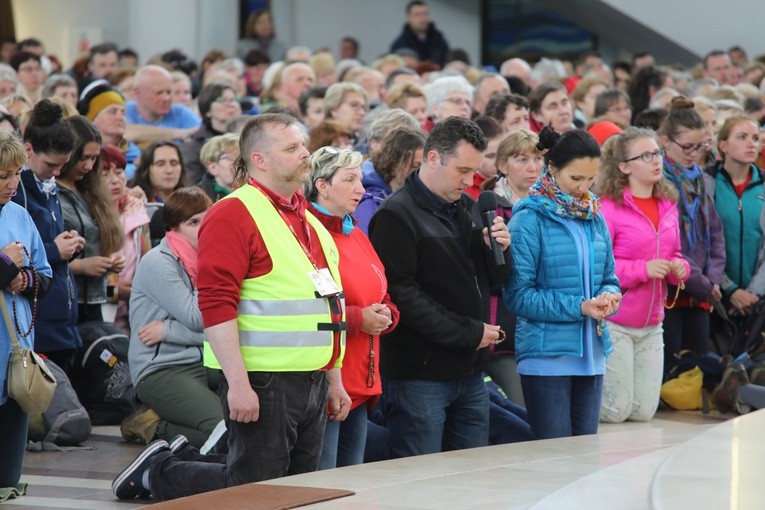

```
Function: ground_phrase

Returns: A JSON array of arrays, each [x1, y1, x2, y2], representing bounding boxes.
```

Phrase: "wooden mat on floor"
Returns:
[[144, 483, 354, 510]]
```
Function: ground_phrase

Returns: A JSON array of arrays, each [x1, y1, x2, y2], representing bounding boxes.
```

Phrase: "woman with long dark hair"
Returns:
[[355, 128, 425, 234], [12, 99, 83, 371], [100, 145, 151, 331], [58, 116, 124, 323], [132, 141, 187, 205], [658, 97, 725, 370], [504, 127, 621, 439]]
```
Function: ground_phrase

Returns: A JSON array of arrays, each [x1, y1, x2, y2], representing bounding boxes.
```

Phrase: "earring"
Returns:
[[11, 189, 16, 197], [322, 194, 328, 199]]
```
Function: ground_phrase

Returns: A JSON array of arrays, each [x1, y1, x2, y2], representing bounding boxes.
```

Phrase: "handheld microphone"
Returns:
[[478, 190, 505, 266]]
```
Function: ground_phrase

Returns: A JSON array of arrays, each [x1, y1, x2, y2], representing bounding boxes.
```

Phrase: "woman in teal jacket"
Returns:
[[504, 127, 621, 439], [707, 114, 765, 316]]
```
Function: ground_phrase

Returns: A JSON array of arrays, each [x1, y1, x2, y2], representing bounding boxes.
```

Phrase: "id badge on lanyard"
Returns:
[[309, 268, 341, 297]]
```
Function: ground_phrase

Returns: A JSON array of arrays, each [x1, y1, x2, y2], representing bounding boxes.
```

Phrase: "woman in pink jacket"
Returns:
[[596, 127, 690, 422]]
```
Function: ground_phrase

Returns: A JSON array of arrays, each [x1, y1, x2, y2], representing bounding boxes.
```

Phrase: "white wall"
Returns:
[[12, 0, 129, 66], [12, 0, 480, 69], [11, 0, 239, 67], [12, 0, 765, 72], [602, 0, 765, 59], [272, 0, 481, 65]]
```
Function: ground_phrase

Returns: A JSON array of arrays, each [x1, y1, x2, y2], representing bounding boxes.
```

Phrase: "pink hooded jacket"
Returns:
[[600, 190, 691, 328]]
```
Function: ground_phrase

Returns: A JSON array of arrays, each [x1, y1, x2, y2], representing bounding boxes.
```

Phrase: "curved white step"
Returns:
[[649, 409, 765, 510]]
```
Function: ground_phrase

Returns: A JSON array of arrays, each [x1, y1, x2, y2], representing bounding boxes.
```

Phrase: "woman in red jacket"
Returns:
[[596, 127, 689, 423], [304, 146, 399, 469]]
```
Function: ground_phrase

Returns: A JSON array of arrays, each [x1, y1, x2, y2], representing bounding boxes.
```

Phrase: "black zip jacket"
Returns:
[[369, 171, 510, 380]]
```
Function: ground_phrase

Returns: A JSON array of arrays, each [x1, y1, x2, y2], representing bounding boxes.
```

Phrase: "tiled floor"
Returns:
[[3, 409, 732, 509]]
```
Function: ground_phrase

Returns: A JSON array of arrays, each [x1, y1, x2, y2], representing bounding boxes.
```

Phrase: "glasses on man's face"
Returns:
[[670, 138, 709, 154], [214, 96, 237, 104], [623, 149, 665, 164]]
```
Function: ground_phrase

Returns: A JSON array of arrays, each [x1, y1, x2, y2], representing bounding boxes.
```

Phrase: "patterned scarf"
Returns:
[[494, 176, 523, 207], [662, 157, 710, 257], [527, 167, 600, 220]]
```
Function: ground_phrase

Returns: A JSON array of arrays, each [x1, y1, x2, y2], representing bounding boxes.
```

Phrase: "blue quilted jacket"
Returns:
[[503, 195, 620, 362]]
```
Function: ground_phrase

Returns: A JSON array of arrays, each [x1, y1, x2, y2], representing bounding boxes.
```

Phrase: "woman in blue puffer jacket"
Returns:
[[504, 127, 621, 440]]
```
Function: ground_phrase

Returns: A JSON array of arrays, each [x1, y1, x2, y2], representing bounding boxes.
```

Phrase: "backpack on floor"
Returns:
[[71, 321, 138, 425], [709, 297, 765, 358], [28, 359, 92, 446]]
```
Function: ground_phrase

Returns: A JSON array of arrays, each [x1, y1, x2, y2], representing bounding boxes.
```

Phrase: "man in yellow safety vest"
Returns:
[[113, 113, 350, 501]]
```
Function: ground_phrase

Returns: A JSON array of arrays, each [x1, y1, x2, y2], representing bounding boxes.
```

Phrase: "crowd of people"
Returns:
[[2, 0, 765, 502]]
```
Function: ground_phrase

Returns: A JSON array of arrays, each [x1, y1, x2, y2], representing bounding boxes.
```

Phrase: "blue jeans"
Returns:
[[0, 398, 27, 487], [318, 403, 368, 469], [487, 383, 533, 444], [382, 373, 489, 458], [521, 375, 603, 439]]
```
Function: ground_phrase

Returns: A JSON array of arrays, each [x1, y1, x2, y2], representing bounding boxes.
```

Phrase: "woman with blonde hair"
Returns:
[[692, 97, 719, 167], [482, 128, 544, 405], [386, 82, 429, 130], [596, 127, 689, 423], [572, 74, 611, 126], [303, 147, 398, 469], [323, 82, 368, 138], [0, 129, 53, 491], [310, 52, 336, 87], [708, 114, 765, 318]]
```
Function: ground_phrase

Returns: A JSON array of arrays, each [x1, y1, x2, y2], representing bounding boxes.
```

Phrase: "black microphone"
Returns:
[[478, 191, 505, 266]]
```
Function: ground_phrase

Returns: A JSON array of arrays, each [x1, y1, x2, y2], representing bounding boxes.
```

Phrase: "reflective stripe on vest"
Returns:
[[203, 184, 344, 372]]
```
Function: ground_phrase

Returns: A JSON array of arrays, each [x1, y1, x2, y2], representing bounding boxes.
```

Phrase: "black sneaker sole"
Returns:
[[112, 440, 169, 499]]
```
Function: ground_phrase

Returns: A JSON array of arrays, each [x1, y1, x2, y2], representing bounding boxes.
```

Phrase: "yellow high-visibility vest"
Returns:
[[203, 185, 345, 372]]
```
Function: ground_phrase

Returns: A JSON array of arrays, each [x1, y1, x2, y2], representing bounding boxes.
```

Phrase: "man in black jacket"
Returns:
[[389, 1, 450, 68], [369, 116, 510, 458]]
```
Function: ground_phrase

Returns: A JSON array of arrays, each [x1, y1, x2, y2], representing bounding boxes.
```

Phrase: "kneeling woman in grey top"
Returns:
[[126, 187, 222, 448]]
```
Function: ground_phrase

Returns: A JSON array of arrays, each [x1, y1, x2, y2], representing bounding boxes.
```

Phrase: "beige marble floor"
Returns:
[[264, 410, 727, 510], [4, 409, 739, 510]]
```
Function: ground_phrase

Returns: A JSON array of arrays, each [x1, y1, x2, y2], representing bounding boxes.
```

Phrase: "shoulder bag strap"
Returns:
[[0, 294, 22, 357]]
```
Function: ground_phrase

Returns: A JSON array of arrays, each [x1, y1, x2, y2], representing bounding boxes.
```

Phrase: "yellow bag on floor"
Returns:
[[660, 366, 703, 410]]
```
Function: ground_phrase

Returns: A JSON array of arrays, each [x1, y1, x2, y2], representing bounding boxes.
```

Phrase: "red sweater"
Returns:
[[309, 204, 399, 410], [465, 172, 487, 200], [197, 180, 341, 370]]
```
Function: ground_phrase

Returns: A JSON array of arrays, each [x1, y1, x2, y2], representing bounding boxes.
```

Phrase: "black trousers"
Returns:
[[663, 306, 710, 373], [149, 370, 328, 501]]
